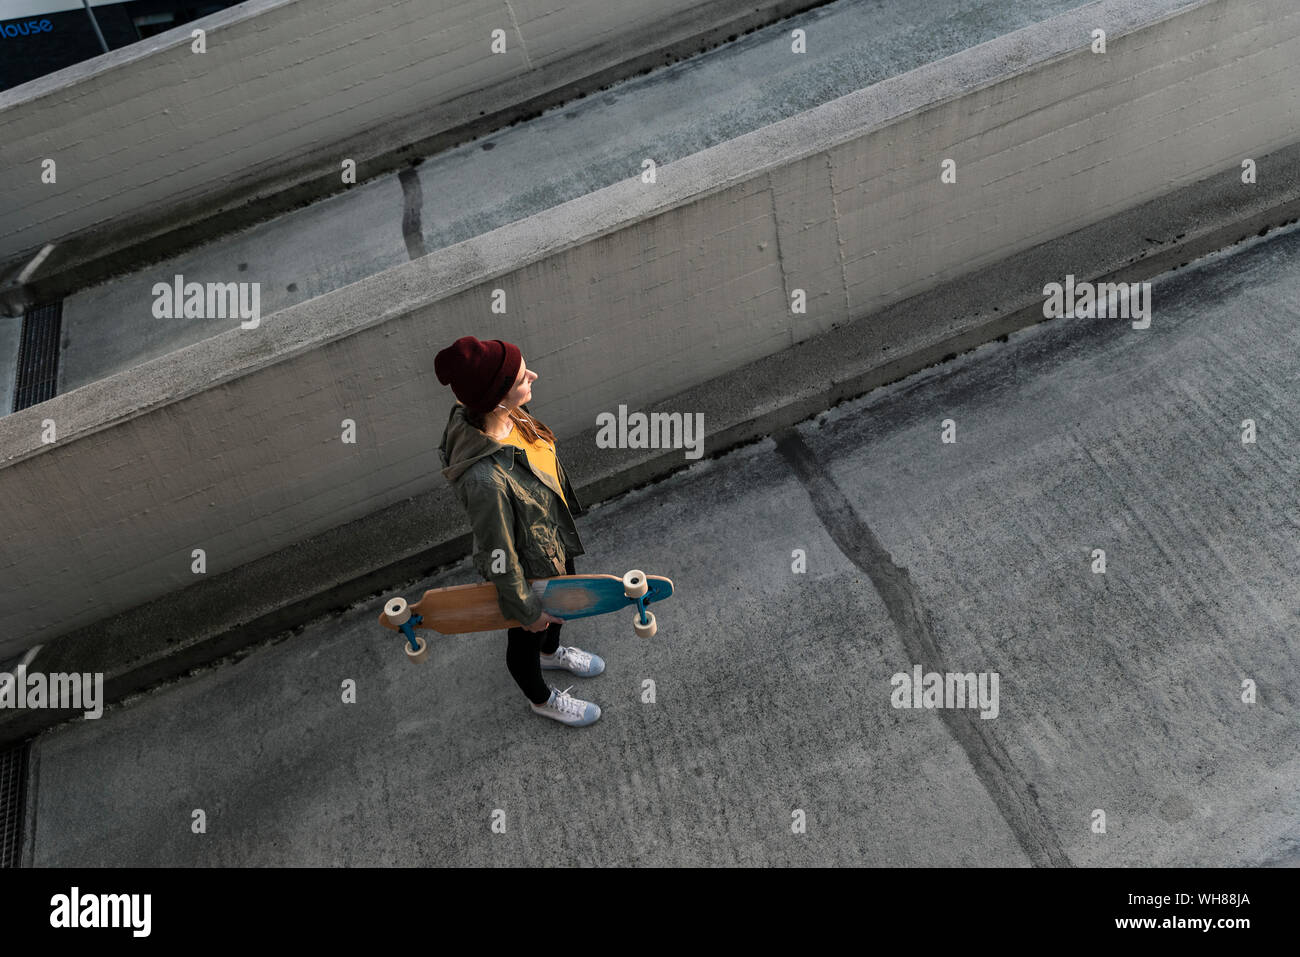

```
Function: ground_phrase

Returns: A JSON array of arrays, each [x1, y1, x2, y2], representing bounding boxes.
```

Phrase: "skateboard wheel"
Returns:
[[623, 570, 649, 599], [404, 635, 429, 663], [385, 597, 411, 626], [633, 610, 656, 639]]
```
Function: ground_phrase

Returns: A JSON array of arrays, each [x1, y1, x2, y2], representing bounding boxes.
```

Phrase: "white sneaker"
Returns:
[[539, 644, 605, 677], [530, 685, 601, 727]]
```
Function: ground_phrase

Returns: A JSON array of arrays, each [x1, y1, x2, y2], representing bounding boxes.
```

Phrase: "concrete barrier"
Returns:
[[0, 0, 830, 313], [2, 0, 1299, 663]]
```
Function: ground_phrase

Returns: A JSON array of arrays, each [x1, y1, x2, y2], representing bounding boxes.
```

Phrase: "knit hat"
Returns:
[[434, 336, 522, 414]]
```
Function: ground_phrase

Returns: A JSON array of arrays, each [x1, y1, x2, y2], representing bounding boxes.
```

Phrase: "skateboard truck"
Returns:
[[623, 569, 657, 638], [382, 597, 428, 663]]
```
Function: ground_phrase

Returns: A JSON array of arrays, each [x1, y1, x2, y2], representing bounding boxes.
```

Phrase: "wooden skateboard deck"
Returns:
[[380, 572, 673, 660]]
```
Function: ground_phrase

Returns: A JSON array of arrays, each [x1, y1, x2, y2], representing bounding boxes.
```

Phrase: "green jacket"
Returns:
[[438, 403, 585, 626]]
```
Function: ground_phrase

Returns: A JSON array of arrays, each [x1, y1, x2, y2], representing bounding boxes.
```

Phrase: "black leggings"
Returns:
[[506, 555, 575, 704]]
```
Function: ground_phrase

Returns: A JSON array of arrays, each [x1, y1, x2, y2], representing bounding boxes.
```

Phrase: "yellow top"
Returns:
[[497, 421, 567, 508]]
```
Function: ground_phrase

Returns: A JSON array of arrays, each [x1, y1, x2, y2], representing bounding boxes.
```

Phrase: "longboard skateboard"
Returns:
[[380, 570, 673, 663]]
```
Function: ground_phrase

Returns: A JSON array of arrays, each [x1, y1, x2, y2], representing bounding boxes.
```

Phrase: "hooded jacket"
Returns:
[[438, 402, 585, 626]]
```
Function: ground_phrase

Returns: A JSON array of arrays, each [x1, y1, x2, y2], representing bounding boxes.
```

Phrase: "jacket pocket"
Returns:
[[520, 524, 565, 577]]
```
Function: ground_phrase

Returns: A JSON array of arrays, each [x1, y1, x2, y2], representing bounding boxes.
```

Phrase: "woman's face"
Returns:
[[500, 358, 537, 409]]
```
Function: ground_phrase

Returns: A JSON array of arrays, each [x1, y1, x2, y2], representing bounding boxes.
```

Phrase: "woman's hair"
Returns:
[[462, 402, 557, 445]]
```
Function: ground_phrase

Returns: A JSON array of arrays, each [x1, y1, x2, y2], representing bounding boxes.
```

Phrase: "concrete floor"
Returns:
[[25, 221, 1300, 867]]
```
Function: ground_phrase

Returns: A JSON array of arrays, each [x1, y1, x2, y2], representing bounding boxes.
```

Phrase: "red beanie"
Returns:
[[434, 336, 522, 414]]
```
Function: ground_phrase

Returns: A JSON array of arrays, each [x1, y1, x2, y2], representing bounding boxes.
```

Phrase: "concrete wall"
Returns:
[[2, 0, 1298, 653], [0, 0, 825, 311]]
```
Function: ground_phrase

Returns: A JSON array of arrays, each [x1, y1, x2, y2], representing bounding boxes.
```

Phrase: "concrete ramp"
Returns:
[[1, 0, 1298, 717], [0, 0, 832, 312]]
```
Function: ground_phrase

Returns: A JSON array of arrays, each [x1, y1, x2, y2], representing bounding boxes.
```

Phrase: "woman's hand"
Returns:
[[522, 611, 563, 632]]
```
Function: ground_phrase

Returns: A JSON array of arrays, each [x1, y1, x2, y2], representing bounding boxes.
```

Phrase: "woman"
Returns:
[[434, 336, 604, 727]]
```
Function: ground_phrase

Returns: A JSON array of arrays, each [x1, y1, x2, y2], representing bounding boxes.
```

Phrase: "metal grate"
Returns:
[[0, 740, 28, 868], [13, 302, 62, 411]]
